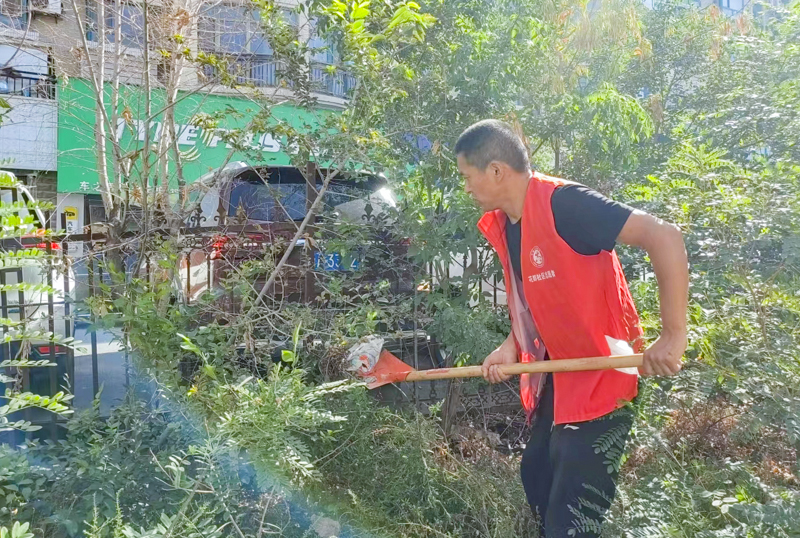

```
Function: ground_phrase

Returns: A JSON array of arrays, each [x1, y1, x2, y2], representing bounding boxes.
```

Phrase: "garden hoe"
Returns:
[[346, 336, 644, 389]]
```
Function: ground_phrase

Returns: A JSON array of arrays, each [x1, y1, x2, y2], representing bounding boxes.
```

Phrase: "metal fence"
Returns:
[[0, 220, 518, 444], [201, 55, 282, 88]]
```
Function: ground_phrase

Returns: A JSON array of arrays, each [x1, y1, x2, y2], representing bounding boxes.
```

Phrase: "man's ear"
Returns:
[[488, 161, 504, 182]]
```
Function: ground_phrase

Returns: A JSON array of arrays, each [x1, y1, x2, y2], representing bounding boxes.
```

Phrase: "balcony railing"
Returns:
[[311, 63, 356, 99], [200, 53, 355, 99], [0, 73, 56, 99], [201, 55, 281, 88]]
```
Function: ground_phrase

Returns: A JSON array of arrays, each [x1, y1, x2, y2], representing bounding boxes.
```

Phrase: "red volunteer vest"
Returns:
[[478, 172, 644, 424]]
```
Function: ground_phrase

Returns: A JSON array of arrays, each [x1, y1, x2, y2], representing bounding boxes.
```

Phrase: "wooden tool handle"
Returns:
[[403, 354, 644, 382]]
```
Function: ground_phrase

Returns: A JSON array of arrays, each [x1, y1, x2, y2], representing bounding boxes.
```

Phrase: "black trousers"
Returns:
[[520, 374, 633, 537]]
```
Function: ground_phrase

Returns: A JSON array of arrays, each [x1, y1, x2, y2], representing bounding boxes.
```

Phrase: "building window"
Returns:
[[198, 5, 316, 89], [198, 4, 284, 86], [717, 0, 744, 15], [0, 0, 28, 29], [309, 18, 335, 65], [308, 19, 356, 98], [199, 5, 249, 54], [197, 5, 355, 98], [86, 0, 145, 50]]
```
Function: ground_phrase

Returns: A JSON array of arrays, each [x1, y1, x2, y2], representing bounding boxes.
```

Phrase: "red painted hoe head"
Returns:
[[346, 337, 415, 389]]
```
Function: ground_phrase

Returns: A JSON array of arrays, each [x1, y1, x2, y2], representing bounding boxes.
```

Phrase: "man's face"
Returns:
[[457, 153, 499, 212]]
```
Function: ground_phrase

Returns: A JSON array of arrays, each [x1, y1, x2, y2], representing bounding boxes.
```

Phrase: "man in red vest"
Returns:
[[455, 120, 688, 537]]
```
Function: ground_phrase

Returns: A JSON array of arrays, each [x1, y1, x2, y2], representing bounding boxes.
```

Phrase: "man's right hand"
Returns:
[[481, 333, 519, 384]]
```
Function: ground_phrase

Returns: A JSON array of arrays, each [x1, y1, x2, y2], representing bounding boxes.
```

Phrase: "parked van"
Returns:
[[176, 162, 505, 307], [179, 162, 402, 303]]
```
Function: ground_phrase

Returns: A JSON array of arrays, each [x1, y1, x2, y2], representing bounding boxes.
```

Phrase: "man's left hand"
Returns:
[[640, 330, 686, 376]]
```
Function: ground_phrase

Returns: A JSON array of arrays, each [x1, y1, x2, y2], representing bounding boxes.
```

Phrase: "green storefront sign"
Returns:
[[57, 79, 325, 193]]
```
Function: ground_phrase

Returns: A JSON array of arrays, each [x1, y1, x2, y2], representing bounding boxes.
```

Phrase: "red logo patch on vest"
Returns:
[[530, 247, 545, 268]]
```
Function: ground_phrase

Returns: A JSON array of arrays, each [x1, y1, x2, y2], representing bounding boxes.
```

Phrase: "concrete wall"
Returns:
[[0, 96, 58, 170], [0, 43, 57, 170]]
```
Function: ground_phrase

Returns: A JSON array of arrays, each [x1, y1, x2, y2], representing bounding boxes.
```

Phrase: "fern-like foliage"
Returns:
[[0, 282, 60, 296], [0, 170, 74, 432], [196, 364, 362, 487], [0, 201, 55, 218], [593, 423, 629, 475], [568, 483, 617, 536]]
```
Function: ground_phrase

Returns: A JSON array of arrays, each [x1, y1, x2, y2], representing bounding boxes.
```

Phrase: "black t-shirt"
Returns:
[[505, 184, 634, 278]]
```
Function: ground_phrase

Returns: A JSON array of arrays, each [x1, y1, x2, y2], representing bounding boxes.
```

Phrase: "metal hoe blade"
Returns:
[[359, 349, 415, 389]]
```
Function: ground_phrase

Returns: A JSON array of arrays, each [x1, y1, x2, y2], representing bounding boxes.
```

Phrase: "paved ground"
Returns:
[[72, 323, 130, 416]]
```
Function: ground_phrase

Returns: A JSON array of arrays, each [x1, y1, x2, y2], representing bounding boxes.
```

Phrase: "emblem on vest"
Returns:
[[530, 247, 545, 268]]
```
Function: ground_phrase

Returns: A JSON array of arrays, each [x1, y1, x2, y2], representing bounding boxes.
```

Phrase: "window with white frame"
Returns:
[[308, 17, 335, 65], [0, 0, 27, 29], [86, 0, 145, 50]]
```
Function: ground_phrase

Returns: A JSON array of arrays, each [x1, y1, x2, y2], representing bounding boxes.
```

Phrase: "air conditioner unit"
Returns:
[[30, 0, 61, 15]]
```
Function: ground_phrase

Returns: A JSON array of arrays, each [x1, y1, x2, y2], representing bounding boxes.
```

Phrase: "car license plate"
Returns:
[[314, 252, 361, 272]]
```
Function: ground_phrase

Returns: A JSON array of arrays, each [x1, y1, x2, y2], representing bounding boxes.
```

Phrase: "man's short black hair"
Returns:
[[455, 119, 530, 173]]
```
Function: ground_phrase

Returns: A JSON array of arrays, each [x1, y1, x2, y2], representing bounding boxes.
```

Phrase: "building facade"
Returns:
[[0, 0, 61, 205], [1, 0, 350, 230]]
